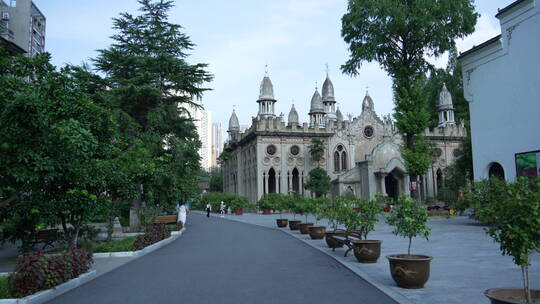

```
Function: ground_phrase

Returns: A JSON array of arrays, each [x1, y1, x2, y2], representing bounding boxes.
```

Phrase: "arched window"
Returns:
[[334, 151, 340, 172], [436, 169, 443, 190], [341, 151, 347, 171], [488, 162, 505, 180]]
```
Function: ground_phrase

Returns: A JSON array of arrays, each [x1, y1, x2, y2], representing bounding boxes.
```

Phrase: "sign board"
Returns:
[[515, 150, 540, 178]]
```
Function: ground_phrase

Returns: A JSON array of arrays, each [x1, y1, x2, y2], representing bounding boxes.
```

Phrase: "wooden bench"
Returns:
[[332, 231, 362, 257], [33, 229, 59, 249], [153, 215, 177, 224]]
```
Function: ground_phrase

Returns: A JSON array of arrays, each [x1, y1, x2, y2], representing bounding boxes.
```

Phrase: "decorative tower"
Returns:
[[321, 72, 337, 123], [438, 84, 455, 127], [257, 70, 276, 118], [288, 104, 299, 127], [309, 87, 325, 127], [362, 90, 374, 113], [228, 109, 240, 140]]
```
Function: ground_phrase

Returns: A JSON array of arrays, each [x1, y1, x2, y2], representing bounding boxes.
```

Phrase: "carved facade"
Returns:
[[222, 73, 466, 203]]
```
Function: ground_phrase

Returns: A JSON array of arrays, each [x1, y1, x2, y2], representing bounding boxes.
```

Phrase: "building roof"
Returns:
[[309, 88, 324, 113], [336, 107, 343, 121], [321, 75, 335, 102], [362, 91, 374, 113], [228, 110, 240, 132], [258, 74, 275, 100], [495, 0, 528, 18], [438, 83, 454, 110], [458, 35, 502, 60]]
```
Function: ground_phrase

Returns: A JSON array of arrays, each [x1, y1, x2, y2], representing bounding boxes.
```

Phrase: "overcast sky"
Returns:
[[35, 0, 510, 133]]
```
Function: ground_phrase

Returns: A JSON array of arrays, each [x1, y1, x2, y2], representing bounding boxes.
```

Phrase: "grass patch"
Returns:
[[0, 277, 12, 299], [89, 237, 136, 253]]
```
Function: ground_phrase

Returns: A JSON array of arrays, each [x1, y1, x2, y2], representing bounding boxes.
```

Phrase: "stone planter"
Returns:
[[324, 231, 346, 249], [262, 209, 272, 215], [351, 240, 382, 263], [234, 209, 243, 216], [387, 254, 433, 289], [289, 220, 301, 230], [308, 226, 326, 239], [484, 288, 540, 304], [276, 219, 288, 228], [298, 223, 314, 234]]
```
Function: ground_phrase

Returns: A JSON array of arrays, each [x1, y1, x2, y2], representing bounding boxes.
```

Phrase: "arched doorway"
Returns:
[[268, 168, 276, 193], [385, 174, 398, 199], [292, 168, 300, 194], [488, 162, 505, 180], [436, 169, 443, 190]]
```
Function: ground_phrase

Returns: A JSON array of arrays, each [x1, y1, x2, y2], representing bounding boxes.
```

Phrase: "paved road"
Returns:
[[48, 213, 397, 304]]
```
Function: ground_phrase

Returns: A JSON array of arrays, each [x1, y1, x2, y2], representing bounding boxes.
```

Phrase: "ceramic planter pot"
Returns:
[[276, 219, 288, 228], [308, 226, 326, 239], [298, 223, 314, 234], [325, 231, 347, 249], [351, 240, 382, 263], [234, 209, 243, 216], [387, 254, 433, 289], [262, 209, 271, 215], [484, 288, 540, 304], [289, 220, 301, 230]]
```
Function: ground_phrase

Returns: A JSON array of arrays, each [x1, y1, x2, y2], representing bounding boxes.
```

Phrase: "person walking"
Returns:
[[177, 202, 187, 228], [220, 201, 225, 218], [206, 203, 211, 218]]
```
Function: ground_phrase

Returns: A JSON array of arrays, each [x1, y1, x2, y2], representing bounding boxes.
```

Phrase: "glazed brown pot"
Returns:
[[351, 240, 382, 263], [289, 220, 301, 230], [298, 223, 314, 234], [484, 288, 540, 304], [276, 219, 288, 228], [234, 209, 243, 216], [262, 209, 272, 215], [387, 254, 433, 289], [325, 231, 347, 249], [308, 226, 326, 240]]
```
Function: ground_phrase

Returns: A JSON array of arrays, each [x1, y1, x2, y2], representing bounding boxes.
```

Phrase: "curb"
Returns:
[[0, 270, 97, 304], [93, 228, 185, 258], [202, 212, 413, 304]]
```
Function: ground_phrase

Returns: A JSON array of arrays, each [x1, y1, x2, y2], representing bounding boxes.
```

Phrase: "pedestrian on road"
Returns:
[[220, 201, 225, 217], [177, 202, 187, 228], [206, 203, 211, 217]]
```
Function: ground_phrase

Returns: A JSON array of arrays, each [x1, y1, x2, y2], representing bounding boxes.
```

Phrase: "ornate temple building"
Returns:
[[222, 72, 466, 203]]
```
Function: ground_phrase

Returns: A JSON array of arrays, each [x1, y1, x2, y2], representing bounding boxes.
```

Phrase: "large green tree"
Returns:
[[308, 138, 326, 168], [341, 0, 478, 199], [305, 168, 331, 198], [93, 0, 212, 230]]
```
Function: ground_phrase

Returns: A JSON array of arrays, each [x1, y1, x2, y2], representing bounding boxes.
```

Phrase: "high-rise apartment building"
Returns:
[[184, 100, 212, 171], [211, 123, 223, 167], [1, 0, 46, 57]]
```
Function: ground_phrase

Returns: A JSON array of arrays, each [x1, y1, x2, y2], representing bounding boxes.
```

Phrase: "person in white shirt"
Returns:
[[220, 201, 225, 217], [206, 203, 211, 217], [177, 202, 187, 227]]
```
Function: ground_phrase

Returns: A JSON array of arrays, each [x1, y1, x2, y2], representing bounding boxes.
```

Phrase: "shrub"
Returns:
[[133, 224, 170, 250], [356, 198, 383, 239], [8, 248, 93, 298]]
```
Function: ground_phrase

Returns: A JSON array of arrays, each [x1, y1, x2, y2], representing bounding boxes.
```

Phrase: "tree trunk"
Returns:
[[522, 263, 532, 304], [130, 185, 144, 232], [408, 236, 412, 255]]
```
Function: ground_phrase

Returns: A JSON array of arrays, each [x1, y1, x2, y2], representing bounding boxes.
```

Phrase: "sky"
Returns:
[[35, 0, 511, 134]]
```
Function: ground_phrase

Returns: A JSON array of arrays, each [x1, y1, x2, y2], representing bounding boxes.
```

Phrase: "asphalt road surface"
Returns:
[[47, 213, 397, 304]]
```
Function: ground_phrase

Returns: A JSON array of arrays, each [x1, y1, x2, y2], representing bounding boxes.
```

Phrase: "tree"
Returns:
[[93, 0, 212, 230], [308, 138, 325, 168], [209, 167, 223, 192], [305, 168, 331, 198], [342, 0, 478, 200]]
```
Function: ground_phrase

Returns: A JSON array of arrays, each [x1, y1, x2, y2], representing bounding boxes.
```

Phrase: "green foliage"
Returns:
[[436, 187, 456, 204], [308, 138, 325, 167], [194, 193, 249, 212], [386, 195, 430, 255], [356, 198, 383, 239], [0, 277, 10, 299], [209, 167, 223, 192], [342, 0, 478, 190], [305, 168, 331, 197], [88, 237, 136, 253]]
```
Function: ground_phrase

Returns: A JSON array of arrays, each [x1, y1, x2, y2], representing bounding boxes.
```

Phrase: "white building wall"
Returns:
[[461, 0, 540, 181]]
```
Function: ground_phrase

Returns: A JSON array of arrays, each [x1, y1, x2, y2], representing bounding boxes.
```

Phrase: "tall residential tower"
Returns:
[[1, 0, 46, 56]]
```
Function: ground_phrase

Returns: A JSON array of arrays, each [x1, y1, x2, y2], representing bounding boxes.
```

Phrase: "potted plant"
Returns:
[[257, 194, 273, 215], [229, 195, 249, 216], [386, 195, 432, 289], [288, 196, 302, 231], [324, 197, 347, 249], [308, 198, 328, 240], [351, 197, 383, 263], [476, 177, 540, 304], [272, 194, 289, 228], [297, 198, 314, 234]]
